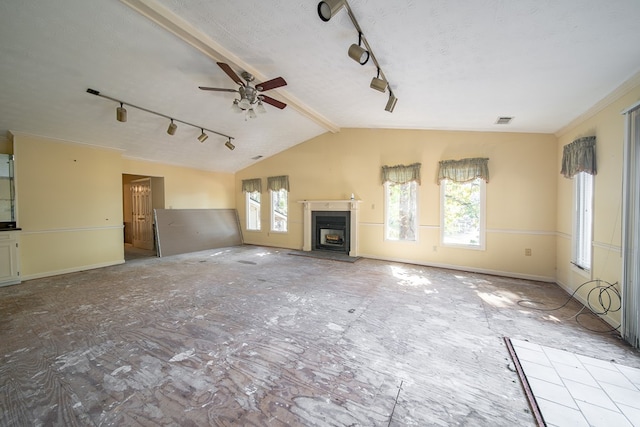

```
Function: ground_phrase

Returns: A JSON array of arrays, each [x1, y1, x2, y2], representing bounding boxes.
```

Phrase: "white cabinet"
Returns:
[[0, 230, 20, 287]]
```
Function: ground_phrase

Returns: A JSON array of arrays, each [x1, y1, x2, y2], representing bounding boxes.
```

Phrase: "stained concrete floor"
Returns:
[[1, 245, 639, 426]]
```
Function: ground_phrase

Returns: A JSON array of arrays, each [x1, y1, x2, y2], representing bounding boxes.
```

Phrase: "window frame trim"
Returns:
[[270, 188, 288, 233], [383, 180, 419, 242], [571, 171, 594, 272], [245, 191, 261, 232], [439, 177, 487, 251]]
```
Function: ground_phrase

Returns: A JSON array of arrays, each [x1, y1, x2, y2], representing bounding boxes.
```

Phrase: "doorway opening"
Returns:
[[122, 174, 165, 261]]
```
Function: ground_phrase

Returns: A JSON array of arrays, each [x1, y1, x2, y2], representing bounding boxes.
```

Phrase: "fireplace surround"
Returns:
[[299, 200, 360, 257]]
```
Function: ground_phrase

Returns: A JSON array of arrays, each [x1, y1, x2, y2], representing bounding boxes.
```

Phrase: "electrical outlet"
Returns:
[[525, 248, 532, 256]]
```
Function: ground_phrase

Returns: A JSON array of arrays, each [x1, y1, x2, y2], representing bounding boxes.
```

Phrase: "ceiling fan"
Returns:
[[199, 62, 287, 119]]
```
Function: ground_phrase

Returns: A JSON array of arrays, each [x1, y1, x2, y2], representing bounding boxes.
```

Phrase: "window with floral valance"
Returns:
[[267, 175, 290, 192], [437, 157, 489, 183], [241, 178, 262, 193], [381, 163, 421, 185], [560, 136, 596, 178]]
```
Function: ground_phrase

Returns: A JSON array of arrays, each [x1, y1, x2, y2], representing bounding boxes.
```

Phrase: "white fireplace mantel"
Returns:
[[298, 200, 361, 256]]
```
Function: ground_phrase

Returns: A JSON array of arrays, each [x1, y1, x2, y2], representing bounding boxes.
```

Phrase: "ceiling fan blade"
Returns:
[[199, 86, 238, 93], [261, 95, 287, 110], [217, 62, 243, 85], [256, 77, 287, 92]]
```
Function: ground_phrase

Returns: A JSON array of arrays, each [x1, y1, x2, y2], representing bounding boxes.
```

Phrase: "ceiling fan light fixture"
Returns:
[[198, 129, 208, 142], [317, 0, 346, 22], [225, 139, 235, 150], [248, 108, 257, 119], [255, 100, 267, 114], [238, 98, 251, 110], [167, 119, 177, 135], [231, 99, 243, 113], [385, 92, 398, 113], [116, 102, 127, 122]]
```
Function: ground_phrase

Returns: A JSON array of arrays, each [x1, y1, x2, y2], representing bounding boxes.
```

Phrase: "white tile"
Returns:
[[576, 400, 634, 427], [576, 353, 619, 371], [616, 364, 640, 389], [562, 379, 618, 411], [618, 403, 640, 427], [553, 362, 600, 388], [586, 364, 637, 390], [511, 338, 544, 352], [520, 359, 563, 385], [536, 398, 590, 427], [544, 347, 583, 368], [528, 377, 579, 410], [515, 347, 553, 367], [600, 381, 640, 410]]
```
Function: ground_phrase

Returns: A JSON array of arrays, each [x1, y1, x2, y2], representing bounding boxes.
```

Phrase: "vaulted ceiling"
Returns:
[[1, 0, 640, 173]]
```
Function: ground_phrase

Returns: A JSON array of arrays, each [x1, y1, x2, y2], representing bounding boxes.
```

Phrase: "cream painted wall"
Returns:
[[236, 128, 558, 280], [555, 80, 640, 327], [14, 133, 124, 279], [122, 158, 235, 209]]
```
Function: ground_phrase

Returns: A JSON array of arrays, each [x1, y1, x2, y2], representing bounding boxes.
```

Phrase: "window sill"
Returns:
[[571, 262, 591, 278]]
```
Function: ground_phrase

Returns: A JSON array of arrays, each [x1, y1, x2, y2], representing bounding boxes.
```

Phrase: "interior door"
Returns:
[[131, 178, 154, 250]]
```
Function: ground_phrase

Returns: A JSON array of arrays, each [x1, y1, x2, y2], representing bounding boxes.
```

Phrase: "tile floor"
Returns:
[[511, 338, 640, 427]]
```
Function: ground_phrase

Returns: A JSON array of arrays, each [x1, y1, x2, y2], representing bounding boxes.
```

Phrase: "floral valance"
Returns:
[[241, 178, 262, 193], [381, 163, 421, 184], [267, 175, 289, 192], [438, 157, 489, 183], [560, 136, 596, 178]]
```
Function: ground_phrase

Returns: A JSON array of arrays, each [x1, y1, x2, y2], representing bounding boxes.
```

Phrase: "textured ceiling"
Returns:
[[1, 0, 640, 173]]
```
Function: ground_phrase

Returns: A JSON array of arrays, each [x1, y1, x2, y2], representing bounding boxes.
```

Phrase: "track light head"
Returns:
[[167, 119, 177, 135], [348, 44, 369, 65], [370, 77, 388, 93], [116, 103, 127, 122], [385, 92, 398, 113], [225, 139, 235, 150], [317, 0, 346, 22], [198, 129, 208, 142], [348, 33, 369, 65]]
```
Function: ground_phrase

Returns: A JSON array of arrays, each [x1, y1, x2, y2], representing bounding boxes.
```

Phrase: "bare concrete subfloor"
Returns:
[[1, 245, 639, 426]]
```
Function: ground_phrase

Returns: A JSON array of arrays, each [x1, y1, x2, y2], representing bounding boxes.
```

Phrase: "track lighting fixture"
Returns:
[[86, 88, 236, 148], [116, 103, 127, 122], [197, 129, 208, 142], [370, 68, 387, 93], [385, 91, 398, 113], [167, 119, 177, 135], [317, 0, 346, 21], [316, 0, 397, 112], [348, 32, 369, 65], [225, 139, 235, 150]]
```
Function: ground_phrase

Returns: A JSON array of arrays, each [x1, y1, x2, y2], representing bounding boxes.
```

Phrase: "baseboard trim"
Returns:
[[21, 260, 125, 282], [555, 279, 621, 329], [357, 253, 556, 282]]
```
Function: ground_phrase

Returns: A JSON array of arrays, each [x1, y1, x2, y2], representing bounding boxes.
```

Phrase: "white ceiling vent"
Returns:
[[495, 116, 514, 125]]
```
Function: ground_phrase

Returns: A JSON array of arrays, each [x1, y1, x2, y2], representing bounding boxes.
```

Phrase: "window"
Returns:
[[271, 188, 288, 232], [441, 177, 485, 248], [385, 181, 418, 241], [246, 191, 261, 231], [573, 171, 593, 270]]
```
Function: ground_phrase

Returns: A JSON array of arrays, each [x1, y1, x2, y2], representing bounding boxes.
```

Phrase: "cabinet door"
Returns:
[[0, 239, 17, 283]]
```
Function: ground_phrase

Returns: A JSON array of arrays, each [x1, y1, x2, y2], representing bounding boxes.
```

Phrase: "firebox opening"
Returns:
[[312, 211, 350, 253]]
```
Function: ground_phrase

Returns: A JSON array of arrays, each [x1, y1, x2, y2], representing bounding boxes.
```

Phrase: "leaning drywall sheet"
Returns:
[[154, 209, 242, 257]]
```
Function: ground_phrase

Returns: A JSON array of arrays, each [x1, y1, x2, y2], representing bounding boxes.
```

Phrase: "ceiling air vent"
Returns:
[[495, 116, 514, 125]]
